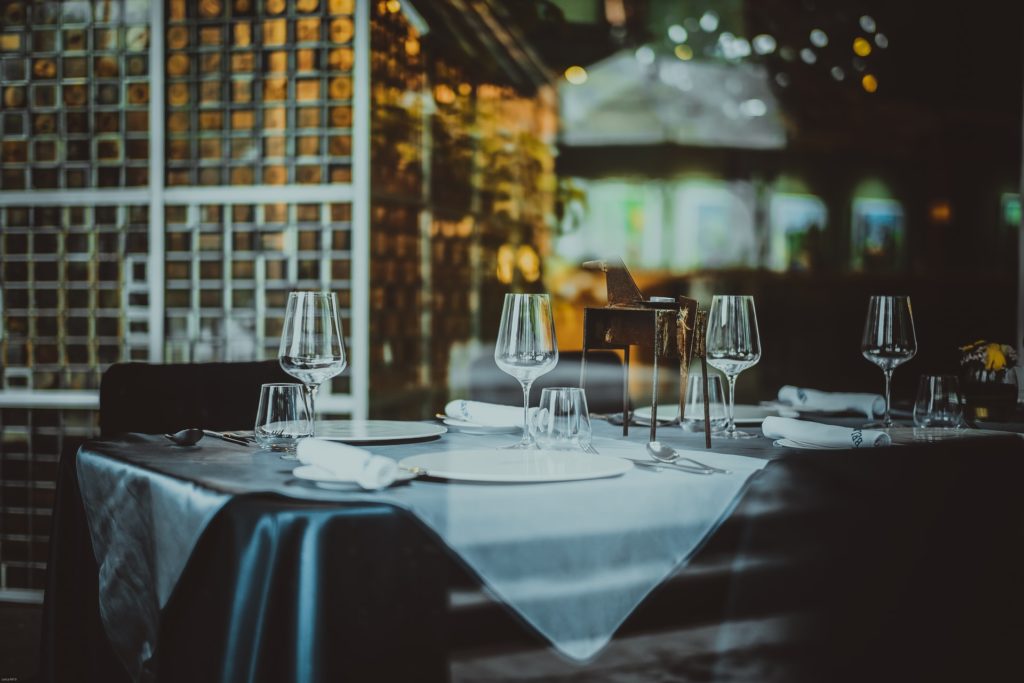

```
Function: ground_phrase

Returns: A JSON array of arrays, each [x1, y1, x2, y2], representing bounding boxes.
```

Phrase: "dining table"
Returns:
[[40, 413, 1024, 683]]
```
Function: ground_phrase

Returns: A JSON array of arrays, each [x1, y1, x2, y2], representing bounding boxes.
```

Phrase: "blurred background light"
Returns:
[[635, 46, 655, 65], [853, 37, 872, 57], [831, 66, 845, 81], [810, 29, 829, 48], [564, 65, 588, 84], [875, 33, 889, 48], [753, 34, 777, 55], [859, 15, 877, 33], [674, 44, 694, 60], [861, 73, 878, 92], [668, 24, 688, 43], [699, 10, 719, 32], [800, 48, 817, 64]]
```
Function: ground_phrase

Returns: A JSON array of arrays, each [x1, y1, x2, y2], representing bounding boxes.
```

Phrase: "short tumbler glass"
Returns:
[[913, 374, 964, 429], [254, 383, 314, 458], [681, 373, 728, 433], [531, 387, 593, 451]]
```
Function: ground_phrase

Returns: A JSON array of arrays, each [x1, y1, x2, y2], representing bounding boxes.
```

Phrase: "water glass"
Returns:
[[913, 375, 963, 428], [530, 387, 592, 451], [254, 383, 314, 459], [681, 373, 728, 433]]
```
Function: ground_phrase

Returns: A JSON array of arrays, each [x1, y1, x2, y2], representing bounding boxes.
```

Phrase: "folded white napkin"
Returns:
[[444, 400, 532, 428], [762, 416, 892, 448], [778, 386, 885, 419], [296, 439, 398, 490]]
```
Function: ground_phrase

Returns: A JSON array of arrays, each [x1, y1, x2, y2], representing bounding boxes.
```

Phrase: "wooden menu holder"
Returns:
[[579, 258, 713, 447]]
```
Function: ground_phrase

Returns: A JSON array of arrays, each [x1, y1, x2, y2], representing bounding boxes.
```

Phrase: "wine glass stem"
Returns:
[[519, 380, 534, 447], [306, 383, 320, 436], [882, 370, 893, 428], [726, 374, 738, 436]]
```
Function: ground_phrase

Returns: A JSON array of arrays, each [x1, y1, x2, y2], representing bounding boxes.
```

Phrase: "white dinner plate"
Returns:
[[442, 418, 520, 435], [634, 404, 797, 425], [399, 449, 633, 483], [292, 464, 417, 489], [315, 420, 447, 443]]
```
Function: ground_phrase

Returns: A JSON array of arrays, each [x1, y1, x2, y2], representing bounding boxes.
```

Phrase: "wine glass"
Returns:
[[494, 293, 558, 449], [279, 291, 347, 436], [705, 295, 762, 439], [861, 295, 917, 428]]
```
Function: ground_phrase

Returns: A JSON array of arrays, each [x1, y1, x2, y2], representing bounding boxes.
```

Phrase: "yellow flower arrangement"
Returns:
[[959, 340, 1018, 371]]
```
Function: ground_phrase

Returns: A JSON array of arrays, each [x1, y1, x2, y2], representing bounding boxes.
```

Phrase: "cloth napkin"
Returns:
[[762, 416, 892, 448], [296, 438, 398, 490], [444, 399, 533, 428], [778, 385, 885, 419]]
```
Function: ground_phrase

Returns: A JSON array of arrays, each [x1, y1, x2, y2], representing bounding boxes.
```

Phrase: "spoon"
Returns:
[[165, 428, 204, 446], [646, 441, 731, 474]]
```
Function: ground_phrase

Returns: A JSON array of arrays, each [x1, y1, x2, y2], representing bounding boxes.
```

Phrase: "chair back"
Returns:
[[99, 360, 293, 437]]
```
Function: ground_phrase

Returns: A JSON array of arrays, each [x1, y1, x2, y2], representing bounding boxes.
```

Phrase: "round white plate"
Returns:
[[634, 404, 797, 425], [442, 418, 519, 435], [293, 464, 416, 489], [315, 420, 447, 442], [399, 449, 633, 483]]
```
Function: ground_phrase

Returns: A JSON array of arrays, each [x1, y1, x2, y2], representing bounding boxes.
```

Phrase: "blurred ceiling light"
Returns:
[[779, 46, 796, 62], [386, 0, 401, 13], [674, 44, 694, 60], [404, 37, 420, 56], [861, 73, 878, 92], [874, 33, 889, 48], [830, 66, 845, 81], [458, 82, 472, 95], [775, 72, 791, 87], [800, 48, 817, 64], [635, 46, 655, 65], [564, 65, 588, 84], [699, 10, 719, 32], [668, 24, 688, 42], [859, 15, 877, 33], [853, 37, 872, 57], [810, 29, 828, 47], [732, 37, 751, 58], [739, 98, 767, 117], [753, 34, 777, 55]]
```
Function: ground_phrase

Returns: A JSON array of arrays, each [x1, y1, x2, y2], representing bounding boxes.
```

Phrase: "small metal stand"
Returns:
[[579, 258, 712, 447]]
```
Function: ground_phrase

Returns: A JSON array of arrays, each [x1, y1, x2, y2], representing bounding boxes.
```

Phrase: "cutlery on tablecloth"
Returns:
[[631, 459, 712, 475], [165, 428, 204, 446], [646, 441, 731, 474]]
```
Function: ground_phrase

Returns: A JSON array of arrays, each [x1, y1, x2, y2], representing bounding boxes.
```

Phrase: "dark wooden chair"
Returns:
[[98, 360, 293, 437], [467, 350, 626, 415]]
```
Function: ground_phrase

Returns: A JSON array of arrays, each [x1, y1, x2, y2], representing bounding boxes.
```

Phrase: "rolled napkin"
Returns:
[[296, 438, 398, 490], [778, 386, 885, 419], [762, 416, 892, 449], [444, 399, 533, 428]]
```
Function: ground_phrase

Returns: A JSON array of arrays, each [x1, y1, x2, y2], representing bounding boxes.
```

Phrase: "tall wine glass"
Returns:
[[705, 295, 762, 439], [279, 291, 347, 436], [494, 293, 559, 449], [861, 295, 916, 428]]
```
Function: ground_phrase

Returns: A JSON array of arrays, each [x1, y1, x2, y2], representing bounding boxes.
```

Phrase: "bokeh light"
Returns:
[[859, 15, 877, 33], [800, 48, 817, 64], [635, 46, 655, 65], [564, 65, 588, 85], [810, 29, 829, 48], [861, 74, 878, 92], [753, 34, 777, 55], [875, 33, 889, 49], [699, 10, 719, 32], [853, 37, 872, 57], [674, 44, 694, 60], [668, 24, 688, 43]]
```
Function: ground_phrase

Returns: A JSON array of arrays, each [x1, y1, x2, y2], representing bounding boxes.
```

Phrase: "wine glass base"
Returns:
[[722, 429, 758, 439], [863, 421, 895, 429], [500, 441, 538, 450]]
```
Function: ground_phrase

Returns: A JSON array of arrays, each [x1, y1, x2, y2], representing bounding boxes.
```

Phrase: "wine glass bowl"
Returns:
[[279, 291, 347, 436], [705, 295, 761, 439], [494, 293, 558, 449], [861, 295, 917, 428]]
